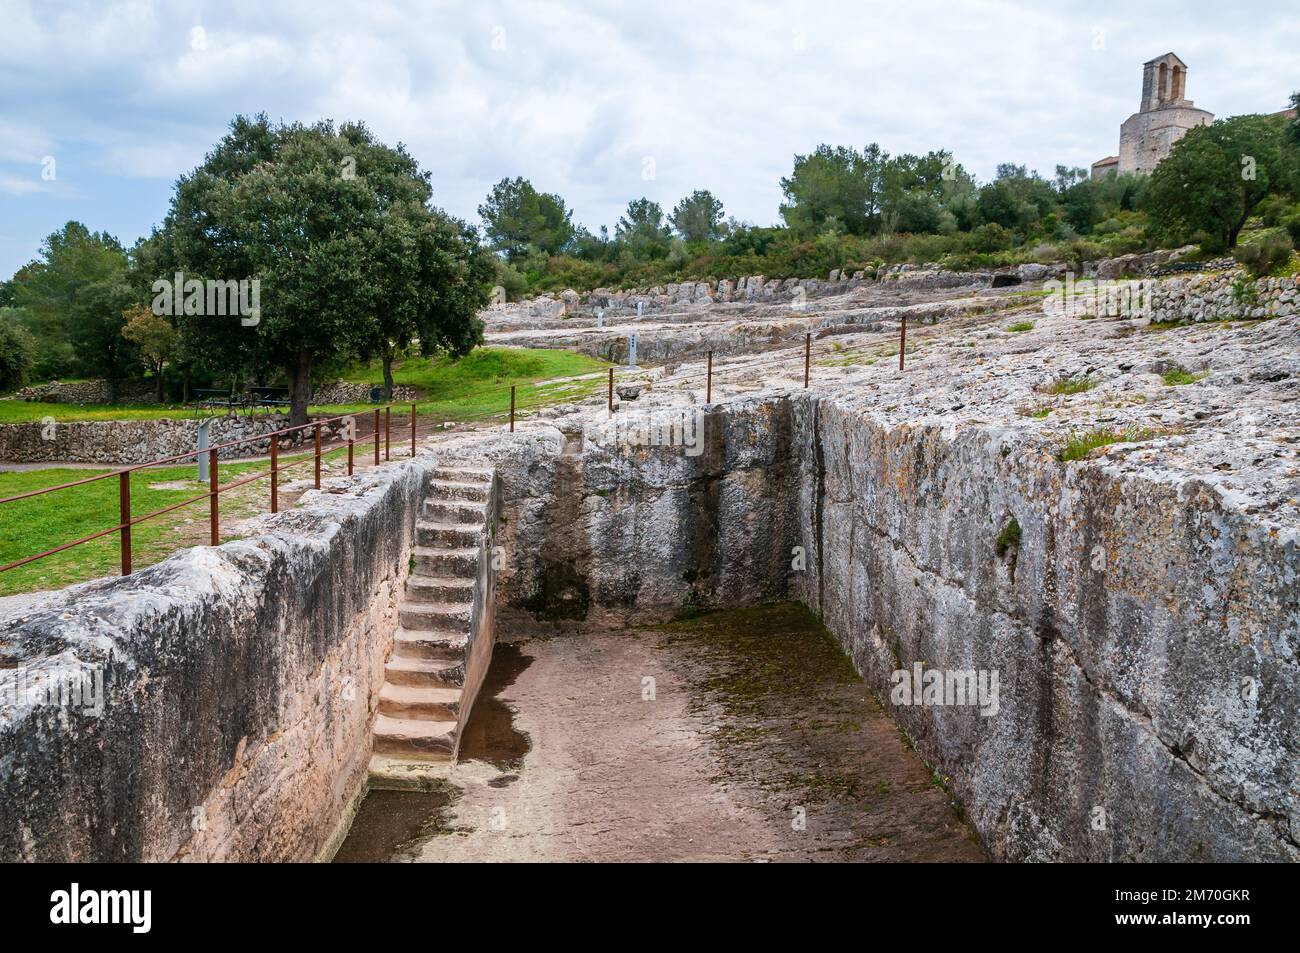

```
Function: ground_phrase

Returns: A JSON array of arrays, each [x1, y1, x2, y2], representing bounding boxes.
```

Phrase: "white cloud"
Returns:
[[0, 0, 1297, 264], [0, 120, 56, 164], [0, 172, 50, 196]]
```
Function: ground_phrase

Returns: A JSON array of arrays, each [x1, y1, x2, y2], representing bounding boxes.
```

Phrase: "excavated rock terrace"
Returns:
[[508, 281, 1299, 535]]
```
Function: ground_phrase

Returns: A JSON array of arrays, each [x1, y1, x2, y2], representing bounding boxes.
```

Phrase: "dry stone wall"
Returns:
[[11, 380, 154, 404], [0, 414, 350, 465], [1145, 270, 1299, 324], [310, 380, 417, 404]]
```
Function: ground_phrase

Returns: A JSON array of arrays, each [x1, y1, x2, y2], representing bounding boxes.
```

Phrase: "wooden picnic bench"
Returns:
[[248, 386, 291, 410]]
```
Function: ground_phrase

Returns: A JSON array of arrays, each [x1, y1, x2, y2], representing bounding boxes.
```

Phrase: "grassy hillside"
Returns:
[[318, 347, 608, 420]]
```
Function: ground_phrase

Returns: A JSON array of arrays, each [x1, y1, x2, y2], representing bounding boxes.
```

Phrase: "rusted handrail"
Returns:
[[0, 405, 412, 576], [0, 408, 367, 506]]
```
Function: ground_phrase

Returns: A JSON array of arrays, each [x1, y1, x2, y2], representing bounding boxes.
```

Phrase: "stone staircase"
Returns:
[[368, 465, 498, 788]]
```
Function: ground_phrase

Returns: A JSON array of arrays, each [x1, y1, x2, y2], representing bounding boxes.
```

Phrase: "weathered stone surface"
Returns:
[[427, 284, 1300, 862], [791, 399, 1298, 862]]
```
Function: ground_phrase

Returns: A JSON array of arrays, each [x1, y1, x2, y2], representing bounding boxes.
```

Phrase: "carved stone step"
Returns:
[[427, 480, 489, 503], [399, 600, 473, 632], [385, 653, 467, 686], [372, 714, 456, 762], [416, 521, 481, 548], [405, 575, 476, 604], [379, 683, 461, 720], [412, 546, 478, 576], [390, 629, 468, 666], [432, 467, 494, 484], [423, 500, 487, 524]]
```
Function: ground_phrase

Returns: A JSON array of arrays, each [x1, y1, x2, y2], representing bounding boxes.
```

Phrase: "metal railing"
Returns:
[[0, 405, 423, 577]]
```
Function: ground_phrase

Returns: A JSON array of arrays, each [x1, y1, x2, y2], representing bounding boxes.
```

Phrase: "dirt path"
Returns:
[[335, 603, 985, 863]]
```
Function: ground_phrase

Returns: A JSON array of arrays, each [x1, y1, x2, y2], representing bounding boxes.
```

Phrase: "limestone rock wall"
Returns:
[[433, 398, 801, 626], [791, 397, 1298, 862], [11, 380, 155, 404], [0, 456, 435, 861], [483, 249, 1206, 329], [491, 296, 1006, 366]]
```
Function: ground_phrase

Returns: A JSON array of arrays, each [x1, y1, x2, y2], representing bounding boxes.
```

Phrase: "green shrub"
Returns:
[[0, 316, 35, 393], [1230, 274, 1260, 308], [969, 223, 1014, 254], [1199, 234, 1229, 256], [1282, 211, 1300, 247], [1232, 230, 1294, 278], [1256, 194, 1294, 228], [1006, 321, 1035, 333], [995, 518, 1022, 556], [1057, 427, 1157, 462], [1161, 365, 1205, 386], [493, 259, 529, 301], [1045, 374, 1098, 395]]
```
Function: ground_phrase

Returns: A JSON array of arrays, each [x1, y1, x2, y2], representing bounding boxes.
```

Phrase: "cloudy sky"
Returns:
[[1, 0, 1297, 278]]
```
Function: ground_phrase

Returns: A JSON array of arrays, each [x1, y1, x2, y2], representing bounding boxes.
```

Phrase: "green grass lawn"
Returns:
[[0, 402, 205, 423], [0, 445, 353, 596], [0, 347, 608, 425]]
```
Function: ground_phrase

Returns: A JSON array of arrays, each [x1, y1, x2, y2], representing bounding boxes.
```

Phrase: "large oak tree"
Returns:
[[154, 115, 490, 424], [1143, 114, 1292, 250]]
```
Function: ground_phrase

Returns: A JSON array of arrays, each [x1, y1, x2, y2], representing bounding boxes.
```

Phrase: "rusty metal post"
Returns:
[[209, 448, 219, 546], [899, 315, 906, 371], [373, 409, 380, 466], [347, 436, 354, 476], [510, 386, 516, 432], [608, 367, 614, 413], [707, 350, 713, 403], [411, 403, 417, 457], [118, 471, 131, 576], [270, 439, 279, 513], [314, 423, 322, 489], [804, 333, 811, 388], [384, 407, 391, 461]]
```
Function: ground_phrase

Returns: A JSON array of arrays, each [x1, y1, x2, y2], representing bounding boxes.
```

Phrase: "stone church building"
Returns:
[[1092, 52, 1214, 178]]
